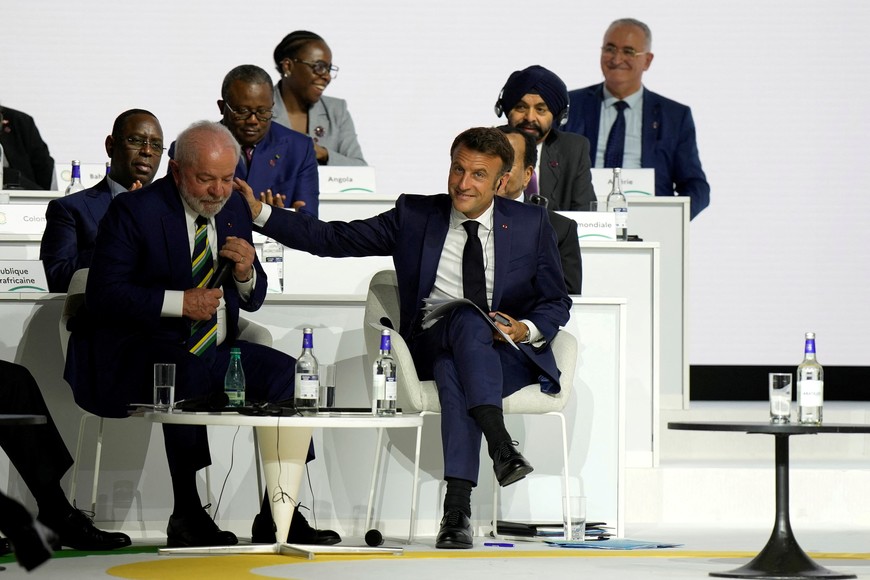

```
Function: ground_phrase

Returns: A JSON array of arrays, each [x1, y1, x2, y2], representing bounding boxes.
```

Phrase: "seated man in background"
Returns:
[[0, 104, 55, 190], [242, 127, 571, 549], [0, 359, 130, 571], [63, 120, 337, 547], [166, 64, 320, 216], [40, 109, 164, 292], [564, 18, 710, 218], [495, 65, 596, 211], [496, 125, 582, 294]]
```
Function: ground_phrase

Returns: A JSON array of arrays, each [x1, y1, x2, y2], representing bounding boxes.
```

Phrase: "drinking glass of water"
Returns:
[[154, 363, 176, 412]]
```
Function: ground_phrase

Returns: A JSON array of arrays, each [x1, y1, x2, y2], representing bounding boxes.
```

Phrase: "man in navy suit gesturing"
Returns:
[[243, 127, 572, 549]]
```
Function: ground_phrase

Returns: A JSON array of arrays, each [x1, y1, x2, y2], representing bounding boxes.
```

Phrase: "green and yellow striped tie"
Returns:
[[188, 215, 217, 359]]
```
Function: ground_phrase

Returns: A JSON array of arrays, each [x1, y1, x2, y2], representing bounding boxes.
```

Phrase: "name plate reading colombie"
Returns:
[[558, 210, 616, 241], [318, 166, 377, 194], [0, 204, 48, 235], [591, 168, 655, 202], [0, 261, 49, 292]]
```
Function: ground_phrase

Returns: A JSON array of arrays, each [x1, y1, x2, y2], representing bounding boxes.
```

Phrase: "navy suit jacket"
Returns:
[[235, 122, 320, 217], [565, 83, 710, 219], [539, 129, 596, 212], [0, 106, 54, 190], [547, 209, 582, 294], [258, 193, 572, 387], [40, 178, 113, 292], [63, 174, 266, 415]]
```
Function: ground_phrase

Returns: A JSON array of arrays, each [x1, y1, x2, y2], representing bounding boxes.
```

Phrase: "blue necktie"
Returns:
[[604, 101, 629, 168]]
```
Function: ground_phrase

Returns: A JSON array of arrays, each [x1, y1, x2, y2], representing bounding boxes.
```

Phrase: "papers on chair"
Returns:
[[421, 297, 518, 350]]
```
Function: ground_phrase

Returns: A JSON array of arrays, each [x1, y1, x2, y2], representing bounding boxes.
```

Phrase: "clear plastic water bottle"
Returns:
[[294, 328, 319, 414], [372, 329, 397, 416], [262, 238, 284, 292], [797, 332, 824, 424], [64, 160, 85, 195], [606, 167, 628, 241], [224, 347, 246, 407]]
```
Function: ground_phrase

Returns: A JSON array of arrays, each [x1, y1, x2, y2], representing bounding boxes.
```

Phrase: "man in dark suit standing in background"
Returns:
[[0, 104, 55, 190], [63, 121, 335, 548], [40, 109, 164, 292], [242, 127, 572, 549], [496, 125, 582, 294], [496, 65, 596, 211], [564, 18, 710, 219]]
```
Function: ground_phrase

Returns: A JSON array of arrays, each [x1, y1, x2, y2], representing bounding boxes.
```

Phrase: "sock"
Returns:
[[170, 470, 202, 517], [32, 482, 75, 524], [469, 404, 511, 457], [443, 477, 473, 518]]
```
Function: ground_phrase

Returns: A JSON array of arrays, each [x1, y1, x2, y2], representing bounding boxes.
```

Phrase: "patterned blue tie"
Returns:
[[604, 101, 629, 168], [188, 216, 217, 359]]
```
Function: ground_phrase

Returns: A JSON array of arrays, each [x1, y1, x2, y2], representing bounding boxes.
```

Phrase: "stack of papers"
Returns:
[[545, 538, 683, 550]]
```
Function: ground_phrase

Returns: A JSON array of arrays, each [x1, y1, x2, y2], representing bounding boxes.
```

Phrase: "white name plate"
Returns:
[[591, 168, 655, 200], [0, 204, 48, 235], [0, 261, 49, 292], [318, 166, 376, 194], [558, 210, 616, 241], [55, 163, 106, 190]]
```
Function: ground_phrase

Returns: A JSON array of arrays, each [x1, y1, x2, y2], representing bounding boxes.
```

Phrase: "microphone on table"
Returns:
[[207, 258, 234, 289], [365, 529, 384, 547]]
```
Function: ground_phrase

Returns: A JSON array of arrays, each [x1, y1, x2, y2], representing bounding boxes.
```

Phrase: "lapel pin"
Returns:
[[314, 126, 325, 137], [549, 161, 559, 167]]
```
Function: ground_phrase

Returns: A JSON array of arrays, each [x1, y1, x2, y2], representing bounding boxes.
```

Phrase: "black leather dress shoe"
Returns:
[[166, 508, 238, 548], [435, 510, 473, 549], [40, 509, 131, 551], [492, 441, 534, 487], [252, 506, 341, 545], [7, 519, 57, 571]]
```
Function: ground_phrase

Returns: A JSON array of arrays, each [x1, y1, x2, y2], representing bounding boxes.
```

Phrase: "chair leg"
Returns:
[[68, 413, 93, 504], [253, 428, 263, 498], [365, 427, 386, 532], [552, 411, 572, 539], [90, 417, 105, 513], [409, 422, 423, 544], [491, 470, 500, 539]]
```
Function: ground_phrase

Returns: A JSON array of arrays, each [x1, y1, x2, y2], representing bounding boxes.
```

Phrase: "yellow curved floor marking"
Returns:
[[108, 550, 870, 579]]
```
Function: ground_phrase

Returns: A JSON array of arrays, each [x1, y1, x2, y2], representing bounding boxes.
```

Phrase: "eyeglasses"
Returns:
[[293, 58, 339, 78], [601, 45, 648, 59], [124, 136, 166, 152], [223, 102, 274, 122]]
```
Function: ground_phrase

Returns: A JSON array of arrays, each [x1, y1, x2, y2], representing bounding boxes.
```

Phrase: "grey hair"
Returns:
[[220, 64, 273, 101], [606, 18, 652, 51], [174, 121, 240, 167]]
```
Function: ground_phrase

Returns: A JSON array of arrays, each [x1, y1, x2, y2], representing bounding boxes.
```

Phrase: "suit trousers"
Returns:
[[0, 361, 74, 493], [409, 305, 537, 484]]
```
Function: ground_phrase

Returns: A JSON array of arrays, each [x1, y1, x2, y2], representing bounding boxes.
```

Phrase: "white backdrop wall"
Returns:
[[2, 0, 869, 368]]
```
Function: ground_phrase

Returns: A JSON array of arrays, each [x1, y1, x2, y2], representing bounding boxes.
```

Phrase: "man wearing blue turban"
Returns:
[[495, 65, 596, 211]]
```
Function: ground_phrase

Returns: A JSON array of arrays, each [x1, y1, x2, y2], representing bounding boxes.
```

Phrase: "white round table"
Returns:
[[147, 411, 423, 557]]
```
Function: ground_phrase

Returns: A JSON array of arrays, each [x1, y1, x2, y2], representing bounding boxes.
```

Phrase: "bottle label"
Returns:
[[385, 376, 397, 401], [373, 374, 386, 399], [380, 335, 391, 351], [805, 339, 816, 355], [613, 207, 627, 228], [798, 379, 823, 407], [302, 334, 313, 349], [297, 374, 319, 399]]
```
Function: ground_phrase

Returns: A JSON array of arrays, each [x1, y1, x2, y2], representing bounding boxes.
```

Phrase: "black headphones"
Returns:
[[494, 87, 570, 127]]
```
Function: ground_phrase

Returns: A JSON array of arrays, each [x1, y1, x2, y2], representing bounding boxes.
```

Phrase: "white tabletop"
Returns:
[[145, 411, 423, 429]]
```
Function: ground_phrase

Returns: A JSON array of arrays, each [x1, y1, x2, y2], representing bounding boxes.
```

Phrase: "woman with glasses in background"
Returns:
[[272, 31, 367, 166]]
